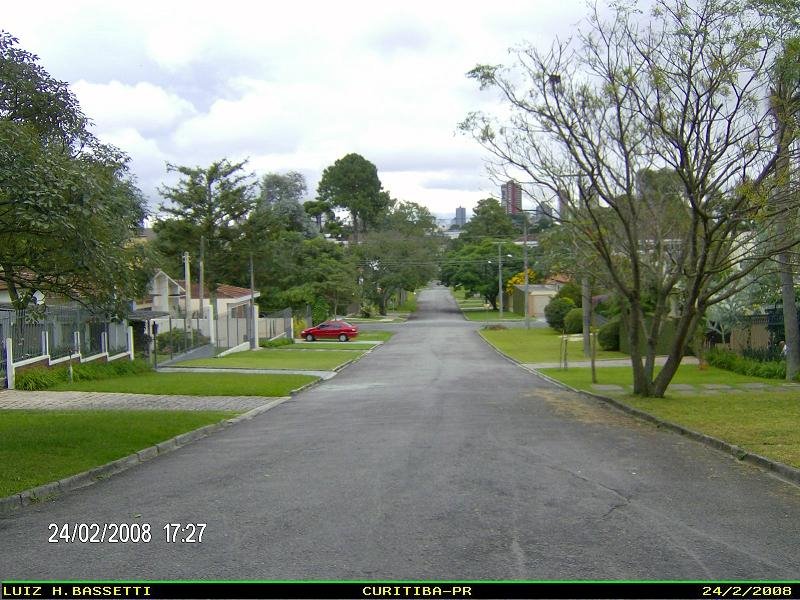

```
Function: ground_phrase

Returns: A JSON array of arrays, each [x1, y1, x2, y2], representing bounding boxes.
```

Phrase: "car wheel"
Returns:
[[338, 334, 348, 342], [306, 334, 315, 342]]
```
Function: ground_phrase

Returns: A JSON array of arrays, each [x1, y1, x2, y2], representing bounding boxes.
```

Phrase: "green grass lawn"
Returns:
[[355, 331, 395, 342], [285, 342, 378, 351], [345, 315, 407, 323], [624, 392, 800, 468], [539, 364, 782, 389], [480, 328, 628, 363], [539, 365, 800, 469], [176, 348, 363, 371], [0, 410, 236, 497], [453, 289, 488, 308], [395, 292, 417, 313], [53, 372, 317, 396], [463, 310, 524, 321]]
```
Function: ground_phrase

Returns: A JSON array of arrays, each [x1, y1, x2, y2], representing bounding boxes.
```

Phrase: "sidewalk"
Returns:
[[157, 366, 338, 379], [0, 389, 276, 411], [524, 355, 700, 369]]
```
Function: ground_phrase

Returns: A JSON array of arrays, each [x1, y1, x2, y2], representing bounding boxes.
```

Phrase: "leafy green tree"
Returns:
[[463, 0, 800, 396], [459, 198, 518, 243], [258, 171, 311, 233], [316, 153, 390, 242], [272, 237, 359, 316], [354, 231, 438, 315], [0, 30, 150, 312], [380, 201, 438, 236], [303, 199, 335, 231], [441, 240, 522, 309], [154, 159, 256, 289]]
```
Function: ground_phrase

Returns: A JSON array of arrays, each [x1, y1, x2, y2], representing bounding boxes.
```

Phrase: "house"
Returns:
[[508, 284, 560, 318], [135, 270, 260, 319]]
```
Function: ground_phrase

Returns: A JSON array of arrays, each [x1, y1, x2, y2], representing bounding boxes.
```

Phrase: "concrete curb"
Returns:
[[477, 331, 800, 488], [0, 397, 292, 517]]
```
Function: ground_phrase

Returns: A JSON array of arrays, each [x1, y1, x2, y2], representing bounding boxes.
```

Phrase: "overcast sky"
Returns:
[[4, 1, 590, 220]]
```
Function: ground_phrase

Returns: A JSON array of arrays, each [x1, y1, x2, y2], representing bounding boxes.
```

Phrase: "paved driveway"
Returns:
[[1, 285, 799, 580]]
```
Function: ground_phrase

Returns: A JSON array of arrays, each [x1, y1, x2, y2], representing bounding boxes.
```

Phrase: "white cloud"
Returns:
[[3, 0, 599, 216], [72, 80, 196, 135]]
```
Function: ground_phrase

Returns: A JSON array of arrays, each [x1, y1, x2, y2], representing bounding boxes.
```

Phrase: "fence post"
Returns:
[[168, 316, 174, 360], [128, 326, 135, 360], [5, 338, 13, 389], [42, 330, 49, 357], [101, 331, 108, 354], [73, 331, 81, 359], [208, 304, 216, 346]]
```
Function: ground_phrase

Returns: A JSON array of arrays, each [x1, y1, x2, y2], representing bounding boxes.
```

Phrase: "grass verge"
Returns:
[[463, 310, 524, 322], [284, 342, 378, 351], [540, 365, 800, 469], [481, 328, 628, 363], [176, 349, 362, 371], [0, 409, 236, 497], [356, 331, 395, 342], [53, 372, 318, 396]]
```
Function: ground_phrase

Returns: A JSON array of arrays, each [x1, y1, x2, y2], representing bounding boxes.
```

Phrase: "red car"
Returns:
[[300, 320, 359, 342]]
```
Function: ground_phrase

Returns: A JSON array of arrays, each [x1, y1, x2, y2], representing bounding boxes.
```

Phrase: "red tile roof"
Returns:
[[173, 280, 256, 299]]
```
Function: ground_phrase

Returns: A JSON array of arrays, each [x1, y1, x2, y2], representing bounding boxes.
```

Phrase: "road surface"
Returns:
[[2, 285, 799, 580]]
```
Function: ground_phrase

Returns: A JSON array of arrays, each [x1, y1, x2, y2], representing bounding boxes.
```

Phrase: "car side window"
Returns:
[[318, 324, 328, 329]]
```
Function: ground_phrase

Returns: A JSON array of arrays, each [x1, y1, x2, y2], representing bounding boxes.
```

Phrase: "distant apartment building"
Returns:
[[501, 181, 522, 215], [454, 206, 467, 227]]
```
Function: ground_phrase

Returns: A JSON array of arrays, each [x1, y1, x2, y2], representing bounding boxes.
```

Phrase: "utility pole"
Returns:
[[183, 251, 191, 348], [523, 215, 530, 330], [198, 236, 205, 326], [249, 252, 257, 350], [497, 242, 504, 320]]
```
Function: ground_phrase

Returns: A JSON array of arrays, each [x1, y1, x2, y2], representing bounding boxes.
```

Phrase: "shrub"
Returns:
[[706, 347, 789, 380], [312, 298, 330, 325], [483, 324, 507, 330], [14, 359, 150, 390], [544, 297, 575, 331], [72, 358, 150, 382], [16, 366, 67, 390], [741, 345, 783, 363], [555, 282, 582, 307], [260, 337, 294, 348], [598, 320, 620, 351], [563, 308, 584, 334], [155, 329, 209, 353]]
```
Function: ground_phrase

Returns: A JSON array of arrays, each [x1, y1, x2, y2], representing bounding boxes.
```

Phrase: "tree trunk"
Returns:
[[625, 301, 652, 396], [778, 246, 800, 380], [582, 276, 591, 356], [772, 84, 799, 380], [351, 212, 359, 244], [775, 152, 799, 380]]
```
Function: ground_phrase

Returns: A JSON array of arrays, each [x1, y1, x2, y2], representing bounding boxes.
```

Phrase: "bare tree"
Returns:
[[462, 0, 800, 397]]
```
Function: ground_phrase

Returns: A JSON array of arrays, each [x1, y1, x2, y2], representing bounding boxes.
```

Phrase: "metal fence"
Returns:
[[0, 336, 5, 385], [0, 305, 130, 388], [148, 315, 210, 361], [215, 308, 292, 350]]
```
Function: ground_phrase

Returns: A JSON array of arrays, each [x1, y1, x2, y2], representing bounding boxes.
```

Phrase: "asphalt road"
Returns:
[[2, 285, 799, 580]]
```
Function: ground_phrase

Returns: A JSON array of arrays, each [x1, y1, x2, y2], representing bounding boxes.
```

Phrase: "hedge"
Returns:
[[705, 347, 791, 380]]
